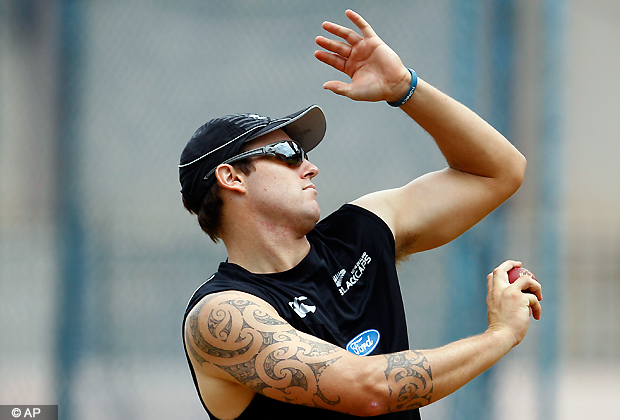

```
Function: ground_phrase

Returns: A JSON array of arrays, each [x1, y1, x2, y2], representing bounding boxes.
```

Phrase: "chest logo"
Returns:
[[289, 296, 316, 318], [346, 329, 381, 356], [332, 269, 346, 287], [334, 252, 372, 296]]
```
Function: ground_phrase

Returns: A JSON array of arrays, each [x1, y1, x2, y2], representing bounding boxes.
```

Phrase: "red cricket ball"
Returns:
[[508, 267, 538, 284]]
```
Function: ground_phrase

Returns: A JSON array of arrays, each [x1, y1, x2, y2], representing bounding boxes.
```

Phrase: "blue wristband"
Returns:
[[387, 68, 417, 107]]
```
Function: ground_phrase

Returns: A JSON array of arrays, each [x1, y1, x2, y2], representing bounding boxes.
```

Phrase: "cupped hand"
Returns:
[[486, 260, 543, 347]]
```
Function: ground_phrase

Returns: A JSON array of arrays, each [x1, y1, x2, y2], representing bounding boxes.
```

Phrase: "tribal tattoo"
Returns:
[[185, 292, 434, 413], [384, 351, 433, 410], [185, 294, 342, 407]]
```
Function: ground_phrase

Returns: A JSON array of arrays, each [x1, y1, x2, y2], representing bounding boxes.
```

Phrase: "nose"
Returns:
[[301, 159, 319, 179]]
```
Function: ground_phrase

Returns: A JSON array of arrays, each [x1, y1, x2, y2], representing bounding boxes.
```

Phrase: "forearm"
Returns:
[[419, 328, 516, 402], [400, 78, 526, 181], [341, 328, 516, 415], [358, 331, 516, 415]]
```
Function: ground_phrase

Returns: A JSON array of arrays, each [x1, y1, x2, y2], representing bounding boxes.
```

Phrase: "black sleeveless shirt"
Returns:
[[183, 204, 421, 419]]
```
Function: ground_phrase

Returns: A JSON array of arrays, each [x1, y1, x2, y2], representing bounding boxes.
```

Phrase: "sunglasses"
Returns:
[[204, 140, 308, 180]]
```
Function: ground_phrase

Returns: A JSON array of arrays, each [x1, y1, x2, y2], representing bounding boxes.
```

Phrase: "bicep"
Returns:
[[352, 167, 515, 256]]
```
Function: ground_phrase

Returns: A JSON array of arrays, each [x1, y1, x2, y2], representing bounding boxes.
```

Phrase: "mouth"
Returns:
[[303, 184, 316, 191]]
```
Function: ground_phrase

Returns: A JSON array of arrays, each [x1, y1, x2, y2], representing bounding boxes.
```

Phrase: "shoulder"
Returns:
[[349, 190, 400, 236], [314, 203, 393, 240], [309, 204, 396, 265], [184, 290, 290, 372], [184, 264, 268, 316], [186, 290, 284, 328]]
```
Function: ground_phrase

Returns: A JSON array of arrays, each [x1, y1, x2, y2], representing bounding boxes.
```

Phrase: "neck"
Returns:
[[221, 219, 313, 274]]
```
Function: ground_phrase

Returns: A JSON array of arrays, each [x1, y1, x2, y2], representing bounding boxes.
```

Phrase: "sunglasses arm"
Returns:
[[203, 147, 270, 180]]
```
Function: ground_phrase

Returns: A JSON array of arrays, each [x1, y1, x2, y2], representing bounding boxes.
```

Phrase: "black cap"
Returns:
[[179, 105, 326, 212]]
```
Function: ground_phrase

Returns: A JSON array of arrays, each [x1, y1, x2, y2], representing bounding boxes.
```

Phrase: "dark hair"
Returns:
[[183, 159, 255, 242]]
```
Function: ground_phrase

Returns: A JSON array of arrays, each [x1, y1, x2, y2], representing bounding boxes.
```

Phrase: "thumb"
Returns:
[[323, 80, 352, 97]]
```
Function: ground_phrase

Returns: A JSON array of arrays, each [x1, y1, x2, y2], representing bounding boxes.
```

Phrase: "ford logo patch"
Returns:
[[346, 329, 380, 356]]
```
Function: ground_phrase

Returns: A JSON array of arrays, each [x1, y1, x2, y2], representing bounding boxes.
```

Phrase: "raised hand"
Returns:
[[314, 9, 411, 103]]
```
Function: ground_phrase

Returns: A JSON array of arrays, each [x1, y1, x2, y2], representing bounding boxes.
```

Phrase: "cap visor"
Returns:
[[247, 105, 326, 152]]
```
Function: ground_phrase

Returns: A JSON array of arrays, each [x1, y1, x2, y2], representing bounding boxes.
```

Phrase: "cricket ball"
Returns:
[[508, 267, 537, 284]]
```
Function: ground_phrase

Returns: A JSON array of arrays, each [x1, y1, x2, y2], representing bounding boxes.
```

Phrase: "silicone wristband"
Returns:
[[387, 68, 417, 107]]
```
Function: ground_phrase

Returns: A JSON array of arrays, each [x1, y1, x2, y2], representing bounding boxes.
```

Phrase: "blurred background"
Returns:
[[1, 0, 618, 419]]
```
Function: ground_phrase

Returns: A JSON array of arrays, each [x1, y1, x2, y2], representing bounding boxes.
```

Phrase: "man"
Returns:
[[179, 10, 542, 420]]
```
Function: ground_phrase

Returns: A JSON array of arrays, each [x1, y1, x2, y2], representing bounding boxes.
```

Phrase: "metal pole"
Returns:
[[539, 0, 566, 418], [55, 1, 85, 419], [446, 1, 491, 419]]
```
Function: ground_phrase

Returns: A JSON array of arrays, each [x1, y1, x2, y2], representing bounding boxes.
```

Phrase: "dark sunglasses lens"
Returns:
[[271, 141, 305, 166]]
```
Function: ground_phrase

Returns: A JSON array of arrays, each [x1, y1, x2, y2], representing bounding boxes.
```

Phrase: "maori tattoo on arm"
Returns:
[[383, 350, 433, 410], [185, 293, 343, 408]]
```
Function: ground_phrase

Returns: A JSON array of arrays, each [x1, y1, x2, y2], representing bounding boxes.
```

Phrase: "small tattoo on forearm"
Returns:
[[384, 350, 433, 410]]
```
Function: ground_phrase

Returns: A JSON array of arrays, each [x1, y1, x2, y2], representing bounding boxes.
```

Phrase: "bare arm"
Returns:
[[353, 79, 526, 257], [315, 10, 526, 258], [185, 262, 541, 416]]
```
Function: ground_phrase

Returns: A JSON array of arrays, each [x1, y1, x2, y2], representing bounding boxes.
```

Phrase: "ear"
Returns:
[[214, 164, 247, 193]]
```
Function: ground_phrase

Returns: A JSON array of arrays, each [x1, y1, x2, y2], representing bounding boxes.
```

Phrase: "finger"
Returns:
[[500, 260, 522, 273], [526, 293, 542, 320], [492, 260, 523, 282], [345, 9, 378, 38], [315, 36, 352, 58], [321, 20, 363, 45], [314, 50, 347, 73], [322, 80, 351, 97], [486, 272, 494, 294], [514, 276, 543, 301]]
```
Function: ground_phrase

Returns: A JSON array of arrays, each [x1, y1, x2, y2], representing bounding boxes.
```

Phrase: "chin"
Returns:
[[309, 202, 321, 223], [299, 205, 321, 234]]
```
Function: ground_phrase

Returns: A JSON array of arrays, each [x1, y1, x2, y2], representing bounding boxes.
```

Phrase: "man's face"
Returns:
[[240, 130, 321, 235]]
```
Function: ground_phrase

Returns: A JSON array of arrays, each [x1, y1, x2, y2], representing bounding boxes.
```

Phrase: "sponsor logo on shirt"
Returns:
[[288, 296, 316, 318], [346, 329, 381, 356], [334, 252, 372, 296]]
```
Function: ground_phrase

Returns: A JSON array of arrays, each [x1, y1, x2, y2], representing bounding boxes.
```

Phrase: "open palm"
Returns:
[[314, 10, 411, 103]]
